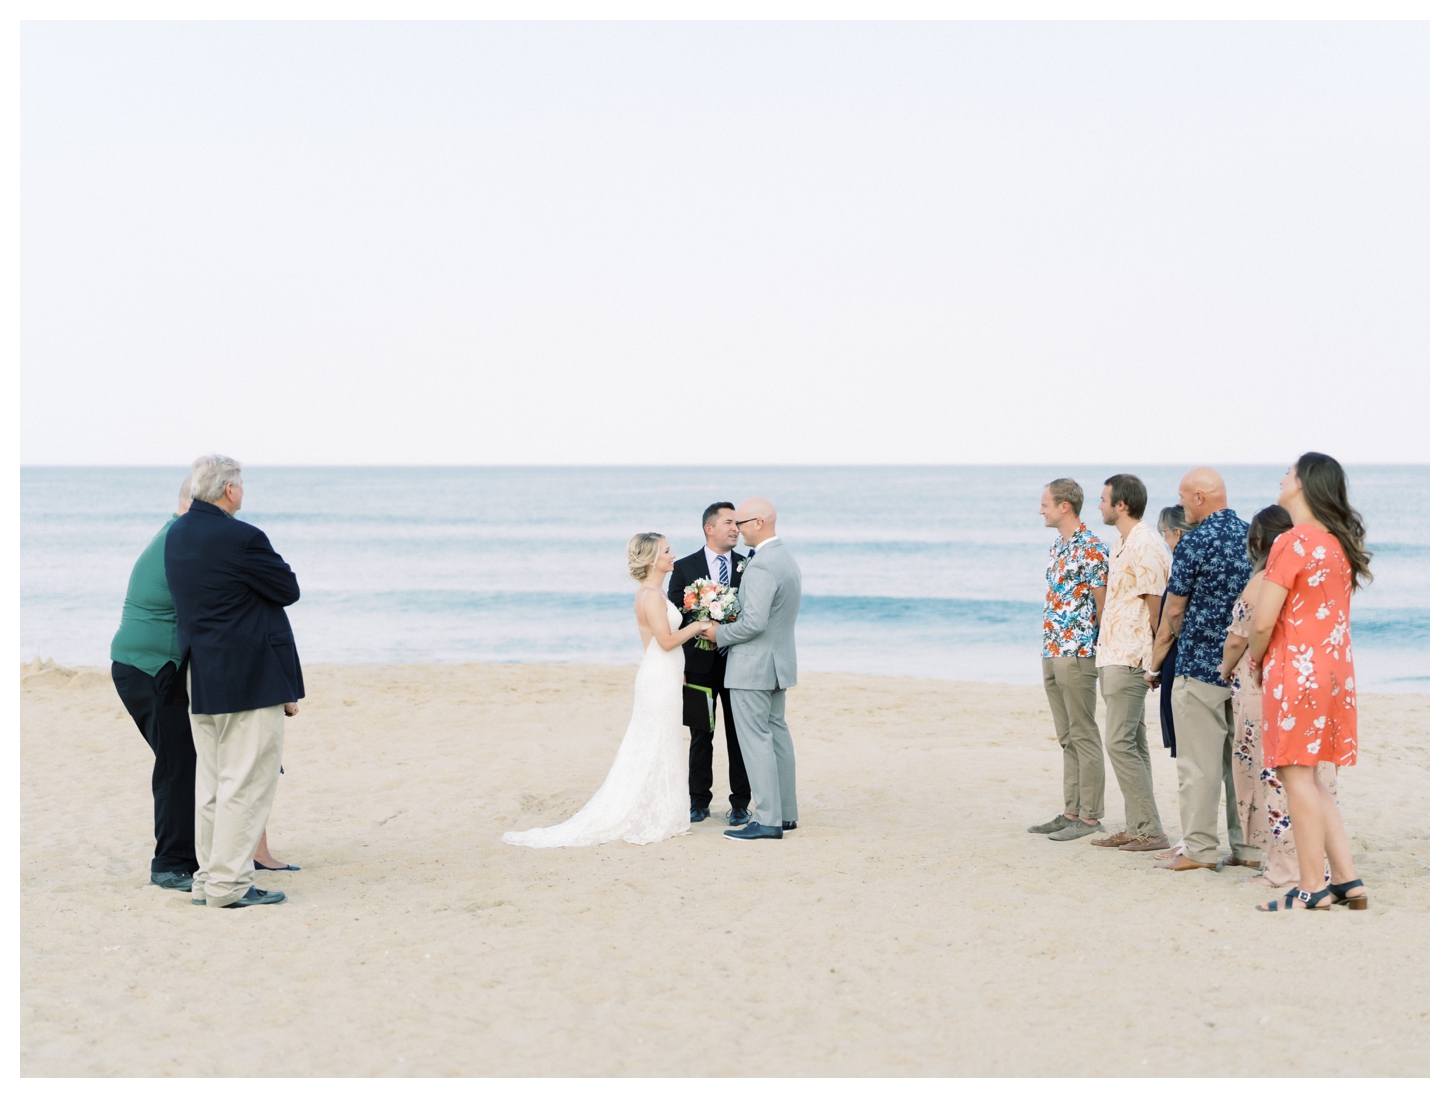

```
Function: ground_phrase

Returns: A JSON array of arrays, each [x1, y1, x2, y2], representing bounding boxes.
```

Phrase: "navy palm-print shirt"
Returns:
[[1167, 508, 1252, 687]]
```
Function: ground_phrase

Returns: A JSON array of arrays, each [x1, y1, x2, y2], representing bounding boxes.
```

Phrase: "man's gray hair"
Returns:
[[190, 454, 243, 502]]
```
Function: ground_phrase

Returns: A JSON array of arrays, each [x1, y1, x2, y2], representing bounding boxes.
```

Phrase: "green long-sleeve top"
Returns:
[[110, 515, 183, 676]]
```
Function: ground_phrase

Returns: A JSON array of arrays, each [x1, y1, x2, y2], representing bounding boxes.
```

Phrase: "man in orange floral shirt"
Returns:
[[1029, 478, 1109, 843], [1089, 474, 1173, 852]]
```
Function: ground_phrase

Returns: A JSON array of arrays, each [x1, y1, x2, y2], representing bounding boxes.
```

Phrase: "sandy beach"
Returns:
[[20, 660, 1429, 1077]]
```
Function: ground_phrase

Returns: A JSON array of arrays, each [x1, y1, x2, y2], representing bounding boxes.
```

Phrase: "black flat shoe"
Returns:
[[782, 821, 797, 831], [727, 808, 750, 827], [151, 870, 195, 891], [254, 860, 301, 871], [723, 822, 783, 841], [690, 808, 709, 824]]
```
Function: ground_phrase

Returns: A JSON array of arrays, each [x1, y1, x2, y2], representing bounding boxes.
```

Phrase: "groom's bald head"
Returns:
[[735, 497, 777, 546]]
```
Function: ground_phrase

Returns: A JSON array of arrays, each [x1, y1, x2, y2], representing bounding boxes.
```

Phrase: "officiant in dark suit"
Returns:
[[668, 502, 752, 826]]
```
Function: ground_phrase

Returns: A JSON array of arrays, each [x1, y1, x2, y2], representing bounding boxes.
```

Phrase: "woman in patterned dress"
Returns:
[[1219, 505, 1311, 888], [1248, 453, 1373, 911]]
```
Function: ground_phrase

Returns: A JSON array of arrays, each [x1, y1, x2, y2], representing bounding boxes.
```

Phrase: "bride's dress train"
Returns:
[[503, 601, 691, 847]]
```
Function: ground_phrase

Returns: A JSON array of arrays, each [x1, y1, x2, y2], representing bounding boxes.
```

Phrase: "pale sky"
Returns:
[[20, 20, 1429, 465]]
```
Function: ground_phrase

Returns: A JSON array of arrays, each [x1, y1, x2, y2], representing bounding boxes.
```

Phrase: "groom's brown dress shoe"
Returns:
[[1091, 831, 1135, 848], [1224, 856, 1263, 868], [1156, 854, 1215, 871]]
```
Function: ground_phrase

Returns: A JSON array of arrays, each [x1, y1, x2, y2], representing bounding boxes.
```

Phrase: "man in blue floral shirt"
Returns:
[[1029, 478, 1110, 843], [1149, 467, 1259, 871]]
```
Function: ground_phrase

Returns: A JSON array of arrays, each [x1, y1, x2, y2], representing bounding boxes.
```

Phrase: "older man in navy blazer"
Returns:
[[165, 454, 303, 909]]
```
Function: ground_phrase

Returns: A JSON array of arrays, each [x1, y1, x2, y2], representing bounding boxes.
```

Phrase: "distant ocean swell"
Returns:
[[21, 465, 1430, 692]]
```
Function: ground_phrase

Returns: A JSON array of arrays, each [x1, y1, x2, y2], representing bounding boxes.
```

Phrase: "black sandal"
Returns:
[[1328, 879, 1368, 910], [1257, 886, 1334, 911]]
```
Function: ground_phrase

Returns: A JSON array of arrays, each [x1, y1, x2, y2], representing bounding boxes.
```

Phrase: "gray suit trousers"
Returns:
[[730, 687, 797, 828]]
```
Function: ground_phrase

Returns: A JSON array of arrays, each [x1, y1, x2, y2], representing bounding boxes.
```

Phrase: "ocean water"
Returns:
[[20, 465, 1430, 693]]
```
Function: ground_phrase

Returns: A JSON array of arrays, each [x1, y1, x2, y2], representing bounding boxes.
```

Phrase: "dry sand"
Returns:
[[20, 660, 1429, 1077]]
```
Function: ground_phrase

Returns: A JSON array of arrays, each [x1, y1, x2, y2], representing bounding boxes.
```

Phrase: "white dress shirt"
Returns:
[[703, 547, 735, 587]]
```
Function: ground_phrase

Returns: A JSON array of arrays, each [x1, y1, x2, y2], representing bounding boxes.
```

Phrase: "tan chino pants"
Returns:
[[188, 669, 285, 907], [1099, 664, 1163, 838], [1041, 656, 1104, 821], [1171, 675, 1257, 865]]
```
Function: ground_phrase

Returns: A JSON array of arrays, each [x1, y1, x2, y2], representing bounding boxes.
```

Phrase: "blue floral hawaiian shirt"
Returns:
[[1042, 524, 1109, 658], [1166, 507, 1252, 686]]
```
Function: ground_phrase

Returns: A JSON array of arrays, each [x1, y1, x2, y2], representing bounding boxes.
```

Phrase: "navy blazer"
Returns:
[[668, 547, 749, 680], [164, 499, 305, 715]]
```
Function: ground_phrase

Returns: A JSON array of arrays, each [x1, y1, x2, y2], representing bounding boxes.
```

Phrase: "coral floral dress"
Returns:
[[1261, 525, 1358, 768]]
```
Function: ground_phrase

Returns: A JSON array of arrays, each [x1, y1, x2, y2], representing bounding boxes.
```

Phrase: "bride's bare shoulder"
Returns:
[[634, 584, 666, 611]]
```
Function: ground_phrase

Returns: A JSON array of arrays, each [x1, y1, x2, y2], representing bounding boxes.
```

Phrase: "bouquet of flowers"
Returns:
[[682, 578, 741, 650]]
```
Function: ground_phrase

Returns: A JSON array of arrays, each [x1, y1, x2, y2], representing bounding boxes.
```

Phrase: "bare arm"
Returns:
[[638, 589, 707, 651], [1248, 580, 1289, 665], [1218, 634, 1248, 684], [1141, 593, 1162, 637], [1091, 584, 1106, 623], [1149, 593, 1188, 674], [1218, 574, 1260, 682]]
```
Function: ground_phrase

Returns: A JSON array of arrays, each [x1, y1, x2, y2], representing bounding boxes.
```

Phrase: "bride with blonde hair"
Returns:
[[503, 533, 709, 847]]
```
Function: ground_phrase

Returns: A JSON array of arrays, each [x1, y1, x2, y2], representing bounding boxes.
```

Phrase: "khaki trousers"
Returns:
[[1171, 675, 1256, 865], [1041, 656, 1104, 821], [188, 670, 285, 907], [1099, 664, 1163, 838]]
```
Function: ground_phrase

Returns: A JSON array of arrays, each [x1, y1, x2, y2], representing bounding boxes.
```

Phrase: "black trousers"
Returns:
[[112, 661, 198, 875], [682, 663, 751, 813]]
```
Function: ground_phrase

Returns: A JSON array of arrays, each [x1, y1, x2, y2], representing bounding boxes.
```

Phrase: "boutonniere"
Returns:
[[737, 559, 748, 573]]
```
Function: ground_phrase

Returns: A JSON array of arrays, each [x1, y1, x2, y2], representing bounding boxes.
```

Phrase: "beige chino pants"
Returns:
[[1171, 675, 1257, 865], [1041, 656, 1104, 821], [1099, 664, 1163, 838], [188, 670, 285, 907]]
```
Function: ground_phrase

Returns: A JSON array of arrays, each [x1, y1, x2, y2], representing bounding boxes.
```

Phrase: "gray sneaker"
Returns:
[[1027, 814, 1073, 834], [151, 870, 194, 891], [1048, 819, 1106, 842]]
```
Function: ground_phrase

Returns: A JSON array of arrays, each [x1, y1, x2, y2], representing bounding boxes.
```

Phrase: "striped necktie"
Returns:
[[717, 554, 729, 587]]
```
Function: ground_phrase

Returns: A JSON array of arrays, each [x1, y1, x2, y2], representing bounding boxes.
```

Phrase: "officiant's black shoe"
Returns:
[[782, 821, 797, 831], [690, 808, 710, 824], [221, 887, 286, 908], [723, 822, 783, 841], [727, 807, 750, 827]]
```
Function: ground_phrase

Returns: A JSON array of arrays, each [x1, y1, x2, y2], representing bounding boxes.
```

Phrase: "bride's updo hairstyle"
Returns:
[[627, 533, 665, 581]]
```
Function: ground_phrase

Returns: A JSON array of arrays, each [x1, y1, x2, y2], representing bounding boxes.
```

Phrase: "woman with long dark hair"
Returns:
[[1219, 504, 1309, 889], [1248, 453, 1372, 910]]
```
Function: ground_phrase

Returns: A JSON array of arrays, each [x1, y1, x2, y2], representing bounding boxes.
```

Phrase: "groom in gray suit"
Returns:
[[702, 497, 801, 841]]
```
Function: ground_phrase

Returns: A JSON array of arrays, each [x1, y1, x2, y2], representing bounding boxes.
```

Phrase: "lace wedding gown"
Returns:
[[502, 600, 691, 847]]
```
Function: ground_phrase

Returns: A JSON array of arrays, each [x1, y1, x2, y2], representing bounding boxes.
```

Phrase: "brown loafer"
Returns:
[[1121, 834, 1170, 852], [1225, 856, 1263, 868], [1091, 831, 1135, 848], [1155, 854, 1216, 871]]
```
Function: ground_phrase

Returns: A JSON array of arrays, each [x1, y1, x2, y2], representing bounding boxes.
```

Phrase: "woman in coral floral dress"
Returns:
[[1249, 453, 1372, 911]]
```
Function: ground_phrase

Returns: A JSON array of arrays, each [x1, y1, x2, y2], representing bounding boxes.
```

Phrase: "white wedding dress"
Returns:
[[503, 599, 691, 847]]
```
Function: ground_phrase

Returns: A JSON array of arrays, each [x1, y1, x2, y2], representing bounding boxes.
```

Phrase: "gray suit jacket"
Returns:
[[716, 539, 802, 690]]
